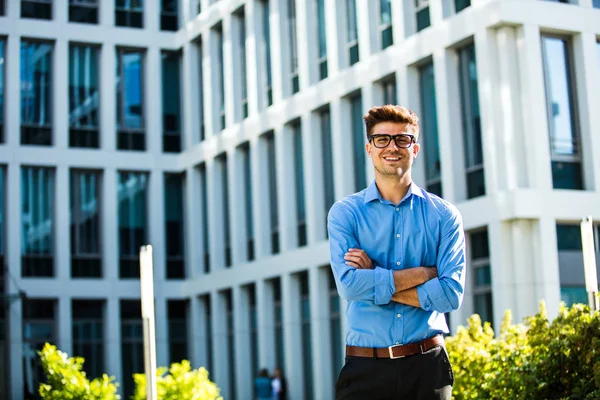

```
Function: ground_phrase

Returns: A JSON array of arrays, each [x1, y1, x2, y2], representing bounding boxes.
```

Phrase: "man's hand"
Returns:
[[344, 248, 374, 269]]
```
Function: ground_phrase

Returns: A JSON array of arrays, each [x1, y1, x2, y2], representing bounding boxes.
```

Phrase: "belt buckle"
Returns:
[[388, 344, 405, 359]]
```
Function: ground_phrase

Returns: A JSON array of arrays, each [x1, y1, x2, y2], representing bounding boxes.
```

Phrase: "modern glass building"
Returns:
[[1, 0, 600, 399]]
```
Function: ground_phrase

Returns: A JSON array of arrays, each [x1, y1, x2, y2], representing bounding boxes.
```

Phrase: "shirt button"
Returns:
[[396, 341, 401, 345], [397, 313, 402, 318], [396, 262, 401, 266], [396, 233, 400, 238], [395, 208, 399, 211]]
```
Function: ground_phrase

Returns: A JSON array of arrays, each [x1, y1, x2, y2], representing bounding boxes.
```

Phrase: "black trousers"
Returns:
[[335, 345, 454, 400]]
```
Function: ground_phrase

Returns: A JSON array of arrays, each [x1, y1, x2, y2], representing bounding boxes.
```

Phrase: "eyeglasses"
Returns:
[[368, 134, 415, 149]]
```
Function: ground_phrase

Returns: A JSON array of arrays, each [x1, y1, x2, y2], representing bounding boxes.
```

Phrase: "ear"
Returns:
[[412, 143, 420, 158], [366, 142, 372, 158]]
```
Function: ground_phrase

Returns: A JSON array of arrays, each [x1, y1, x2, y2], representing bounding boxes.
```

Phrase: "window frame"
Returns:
[[116, 47, 146, 151]]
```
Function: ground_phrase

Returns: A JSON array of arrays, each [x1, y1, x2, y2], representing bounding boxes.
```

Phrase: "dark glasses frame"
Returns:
[[368, 134, 416, 149]]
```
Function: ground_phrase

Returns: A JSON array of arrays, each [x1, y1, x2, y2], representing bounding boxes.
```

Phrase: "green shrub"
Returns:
[[446, 302, 600, 400], [38, 343, 120, 400], [132, 360, 222, 400]]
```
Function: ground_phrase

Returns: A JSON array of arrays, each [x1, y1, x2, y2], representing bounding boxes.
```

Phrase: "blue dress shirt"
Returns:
[[327, 181, 466, 348]]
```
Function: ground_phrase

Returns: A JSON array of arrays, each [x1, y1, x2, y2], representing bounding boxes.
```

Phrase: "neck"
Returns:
[[374, 172, 412, 204]]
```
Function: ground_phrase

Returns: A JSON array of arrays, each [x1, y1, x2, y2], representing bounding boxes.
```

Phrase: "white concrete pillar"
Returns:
[[233, 286, 252, 397], [53, 39, 68, 149], [390, 0, 405, 45], [185, 167, 203, 278], [429, 0, 445, 26], [99, 0, 114, 25], [275, 126, 297, 252], [145, 0, 159, 31], [309, 267, 333, 400], [105, 298, 122, 391], [103, 168, 119, 281], [324, 0, 343, 73], [155, 297, 169, 367], [206, 159, 225, 269], [296, 0, 318, 88], [211, 290, 230, 400], [356, 0, 377, 61], [245, 0, 261, 115], [5, 35, 19, 148], [301, 113, 326, 244], [223, 14, 238, 125], [190, 296, 208, 369], [270, 0, 290, 101], [149, 171, 165, 281], [100, 42, 116, 151], [54, 166, 69, 282], [533, 217, 561, 319], [361, 84, 376, 185], [181, 42, 201, 147], [330, 99, 355, 198], [250, 137, 271, 258], [282, 273, 304, 400], [146, 47, 162, 153], [204, 27, 219, 136], [228, 148, 247, 264], [256, 279, 276, 371]]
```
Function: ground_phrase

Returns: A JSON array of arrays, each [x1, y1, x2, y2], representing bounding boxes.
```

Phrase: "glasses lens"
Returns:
[[394, 135, 413, 147], [372, 135, 391, 148]]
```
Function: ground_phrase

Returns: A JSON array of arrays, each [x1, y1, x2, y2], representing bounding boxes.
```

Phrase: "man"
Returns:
[[327, 105, 466, 400]]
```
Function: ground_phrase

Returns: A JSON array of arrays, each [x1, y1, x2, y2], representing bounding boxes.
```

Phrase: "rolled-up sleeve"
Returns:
[[328, 202, 396, 305], [417, 205, 466, 313]]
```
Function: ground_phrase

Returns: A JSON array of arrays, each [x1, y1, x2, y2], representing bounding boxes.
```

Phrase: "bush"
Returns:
[[446, 302, 600, 400], [38, 343, 120, 400], [132, 360, 222, 400]]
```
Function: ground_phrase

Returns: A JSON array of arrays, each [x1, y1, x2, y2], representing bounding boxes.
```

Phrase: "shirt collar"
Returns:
[[364, 180, 425, 204]]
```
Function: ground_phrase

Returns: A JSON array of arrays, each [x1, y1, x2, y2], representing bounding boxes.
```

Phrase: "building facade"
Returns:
[[1, 0, 600, 399]]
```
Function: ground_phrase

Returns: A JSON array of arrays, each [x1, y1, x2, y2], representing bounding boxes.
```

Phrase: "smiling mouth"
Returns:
[[383, 156, 401, 162]]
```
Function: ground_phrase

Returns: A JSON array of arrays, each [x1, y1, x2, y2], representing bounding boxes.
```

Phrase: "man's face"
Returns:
[[366, 122, 420, 179]]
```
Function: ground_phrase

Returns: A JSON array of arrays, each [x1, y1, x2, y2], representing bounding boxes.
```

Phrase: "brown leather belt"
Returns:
[[346, 334, 445, 359]]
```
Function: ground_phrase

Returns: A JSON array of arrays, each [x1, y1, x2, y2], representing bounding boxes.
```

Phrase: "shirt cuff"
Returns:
[[374, 268, 395, 305], [417, 278, 449, 311]]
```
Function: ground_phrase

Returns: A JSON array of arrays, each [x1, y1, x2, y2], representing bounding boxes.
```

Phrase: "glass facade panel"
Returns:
[[69, 0, 98, 24], [292, 122, 307, 247], [458, 43, 485, 199], [273, 279, 284, 370], [21, 167, 54, 277], [21, 0, 52, 20], [168, 299, 189, 364], [594, 0, 600, 8], [382, 78, 397, 105], [224, 290, 236, 400], [380, 0, 393, 49], [23, 299, 56, 398], [0, 168, 4, 256], [321, 109, 335, 233], [214, 25, 226, 131], [115, 0, 143, 28], [237, 10, 248, 118], [316, 0, 328, 79], [165, 173, 185, 279], [351, 95, 366, 191], [248, 286, 258, 376], [346, 0, 359, 65], [199, 164, 210, 273], [161, 51, 182, 152], [329, 270, 342, 386], [0, 40, 4, 143], [72, 300, 104, 379], [541, 37, 583, 190], [419, 63, 442, 196], [161, 0, 178, 31], [300, 272, 314, 400], [69, 44, 100, 148], [120, 300, 143, 398], [469, 229, 493, 328], [240, 143, 255, 260], [117, 171, 148, 278], [415, 1, 431, 32], [265, 132, 279, 254], [201, 294, 213, 373], [217, 154, 231, 266], [261, 0, 273, 106], [70, 170, 102, 278], [116, 49, 145, 151], [197, 40, 206, 142], [21, 41, 53, 146], [455, 0, 471, 12], [288, 0, 299, 93]]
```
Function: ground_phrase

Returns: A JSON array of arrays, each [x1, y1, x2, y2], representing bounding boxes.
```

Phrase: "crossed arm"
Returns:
[[344, 248, 437, 307]]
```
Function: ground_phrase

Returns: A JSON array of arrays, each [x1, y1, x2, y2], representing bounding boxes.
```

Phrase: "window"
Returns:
[[223, 290, 236, 400], [69, 0, 98, 24], [117, 172, 148, 278], [120, 300, 143, 398], [351, 94, 366, 191], [196, 39, 205, 142], [168, 299, 189, 364], [239, 143, 255, 260], [212, 24, 226, 131], [216, 154, 231, 266], [381, 76, 397, 105], [23, 299, 56, 397], [164, 173, 185, 279], [21, 40, 53, 146], [247, 285, 258, 376], [419, 63, 442, 196], [0, 0, 4, 15], [200, 294, 213, 372], [541, 36, 583, 190], [458, 43, 485, 199], [260, 0, 273, 107], [70, 170, 102, 278], [235, 9, 248, 119], [328, 269, 342, 386], [21, 0, 52, 20], [263, 132, 279, 254], [116, 48, 145, 151], [72, 300, 104, 379], [320, 108, 335, 226], [0, 40, 4, 143], [69, 44, 100, 148], [194, 0, 201, 15], [455, 0, 471, 12], [116, 0, 143, 28], [292, 122, 306, 246], [594, 0, 600, 8], [0, 167, 5, 396], [0, 167, 4, 277], [415, 0, 430, 32], [316, 0, 328, 80], [161, 51, 182, 152], [469, 229, 493, 327], [346, 0, 359, 65], [161, 0, 178, 31], [299, 272, 314, 400], [198, 164, 210, 273], [273, 278, 284, 370], [21, 167, 54, 277], [379, 0, 393, 49], [288, 0, 300, 94]]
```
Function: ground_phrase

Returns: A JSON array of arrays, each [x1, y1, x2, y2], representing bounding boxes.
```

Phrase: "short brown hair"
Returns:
[[363, 105, 420, 141]]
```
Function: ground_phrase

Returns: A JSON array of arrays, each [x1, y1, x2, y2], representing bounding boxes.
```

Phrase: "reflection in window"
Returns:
[[455, 0, 471, 13], [329, 270, 342, 387], [69, 0, 98, 24], [165, 173, 185, 279], [316, 0, 328, 80], [21, 167, 54, 277], [379, 0, 393, 49], [419, 63, 442, 196], [239, 143, 255, 260], [458, 43, 485, 199], [21, 41, 53, 146], [264, 132, 279, 254], [381, 76, 397, 105], [22, 299, 56, 397], [299, 272, 314, 400], [161, 0, 178, 31], [541, 36, 583, 190], [288, 0, 300, 93], [69, 44, 100, 148], [247, 285, 258, 376], [213, 24, 226, 131], [72, 300, 104, 379], [161, 51, 182, 152], [0, 40, 4, 143], [116, 49, 145, 151], [292, 122, 306, 247], [235, 9, 249, 119], [260, 0, 273, 106], [415, 0, 431, 32], [70, 170, 102, 278], [115, 0, 143, 28], [21, 0, 52, 20], [469, 229, 493, 328], [346, 0, 359, 65], [168, 299, 189, 364], [120, 300, 143, 398], [117, 171, 148, 278], [351, 94, 366, 191]]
